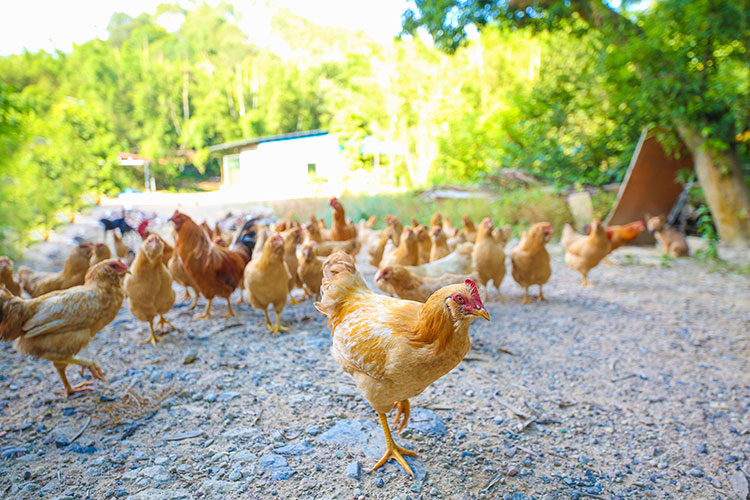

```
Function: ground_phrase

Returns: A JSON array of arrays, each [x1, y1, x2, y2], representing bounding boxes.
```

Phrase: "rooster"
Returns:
[[169, 212, 257, 318], [0, 260, 128, 396], [316, 252, 489, 476]]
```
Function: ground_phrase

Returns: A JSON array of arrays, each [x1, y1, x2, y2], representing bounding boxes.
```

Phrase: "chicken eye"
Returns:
[[455, 295, 465, 304]]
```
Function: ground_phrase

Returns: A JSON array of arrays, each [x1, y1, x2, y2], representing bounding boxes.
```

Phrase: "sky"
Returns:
[[0, 0, 410, 56]]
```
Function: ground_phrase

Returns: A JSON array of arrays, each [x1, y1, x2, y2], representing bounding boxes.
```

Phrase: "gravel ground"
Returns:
[[1, 207, 749, 500]]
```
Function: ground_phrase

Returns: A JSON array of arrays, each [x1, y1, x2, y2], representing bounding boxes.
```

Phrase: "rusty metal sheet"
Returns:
[[606, 129, 693, 245]]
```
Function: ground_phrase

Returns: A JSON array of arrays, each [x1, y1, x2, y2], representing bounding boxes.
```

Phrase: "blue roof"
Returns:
[[209, 129, 328, 153]]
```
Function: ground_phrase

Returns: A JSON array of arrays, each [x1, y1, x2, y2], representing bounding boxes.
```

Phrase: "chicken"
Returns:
[[562, 220, 611, 286], [368, 229, 391, 267], [645, 214, 689, 257], [604, 220, 645, 253], [244, 234, 291, 334], [125, 235, 176, 345], [429, 226, 451, 262], [136, 223, 173, 266], [298, 242, 325, 298], [385, 215, 404, 246], [415, 225, 432, 265], [430, 213, 443, 229], [282, 227, 303, 303], [0, 259, 128, 396], [0, 257, 21, 296], [472, 218, 508, 301], [315, 251, 489, 476], [365, 215, 377, 229], [252, 226, 271, 261], [112, 230, 129, 259], [169, 212, 256, 318], [442, 215, 459, 237], [18, 243, 93, 298], [406, 242, 474, 277], [329, 197, 357, 241], [168, 250, 198, 310], [381, 227, 419, 268], [90, 243, 112, 267], [511, 222, 553, 303], [460, 216, 477, 243], [375, 265, 479, 303], [307, 234, 360, 257]]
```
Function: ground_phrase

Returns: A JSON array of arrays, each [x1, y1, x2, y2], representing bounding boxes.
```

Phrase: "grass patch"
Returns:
[[266, 187, 573, 239]]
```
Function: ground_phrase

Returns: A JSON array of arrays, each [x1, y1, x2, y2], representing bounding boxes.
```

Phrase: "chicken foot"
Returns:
[[581, 274, 593, 287], [521, 288, 533, 304], [187, 288, 198, 310], [538, 285, 546, 301], [222, 297, 236, 318], [196, 298, 213, 319], [392, 399, 411, 433], [157, 315, 176, 333], [53, 358, 106, 397], [372, 412, 417, 477], [140, 320, 162, 346], [263, 309, 273, 332]]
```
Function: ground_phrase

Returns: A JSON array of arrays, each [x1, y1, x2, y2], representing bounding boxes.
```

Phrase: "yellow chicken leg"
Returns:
[[273, 311, 288, 334], [140, 320, 161, 345], [372, 412, 417, 477], [54, 358, 106, 397], [157, 315, 176, 333], [263, 309, 274, 332], [222, 297, 236, 318], [538, 285, 546, 301], [196, 298, 213, 319], [392, 400, 411, 433], [581, 274, 593, 287], [521, 288, 533, 304], [188, 289, 198, 310]]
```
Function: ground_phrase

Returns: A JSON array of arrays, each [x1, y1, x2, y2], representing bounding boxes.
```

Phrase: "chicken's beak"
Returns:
[[470, 307, 490, 321]]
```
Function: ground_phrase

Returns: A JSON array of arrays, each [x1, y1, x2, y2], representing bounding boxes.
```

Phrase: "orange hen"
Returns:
[[315, 251, 489, 476], [329, 197, 357, 241]]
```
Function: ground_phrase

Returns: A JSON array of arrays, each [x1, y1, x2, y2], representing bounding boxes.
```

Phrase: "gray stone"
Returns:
[[408, 409, 447, 436], [182, 348, 198, 365], [275, 441, 314, 456], [346, 461, 361, 480]]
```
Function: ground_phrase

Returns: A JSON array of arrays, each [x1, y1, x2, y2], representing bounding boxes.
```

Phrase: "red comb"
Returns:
[[465, 279, 482, 306]]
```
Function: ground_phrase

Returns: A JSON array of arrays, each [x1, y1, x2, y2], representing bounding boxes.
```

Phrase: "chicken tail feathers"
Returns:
[[0, 286, 26, 341], [314, 251, 368, 324]]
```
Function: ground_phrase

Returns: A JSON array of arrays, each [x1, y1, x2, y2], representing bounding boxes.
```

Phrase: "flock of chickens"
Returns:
[[0, 197, 681, 476]]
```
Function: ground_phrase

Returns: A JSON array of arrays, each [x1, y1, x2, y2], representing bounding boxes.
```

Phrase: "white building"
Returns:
[[210, 130, 406, 200]]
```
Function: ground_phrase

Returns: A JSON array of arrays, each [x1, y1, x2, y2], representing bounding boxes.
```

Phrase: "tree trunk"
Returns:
[[677, 124, 750, 248]]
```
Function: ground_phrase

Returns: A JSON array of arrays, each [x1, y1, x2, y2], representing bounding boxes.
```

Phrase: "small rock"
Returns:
[[696, 444, 708, 455], [688, 468, 704, 478], [228, 469, 242, 481], [204, 393, 217, 403], [506, 466, 519, 477], [134, 451, 149, 461], [430, 487, 439, 496], [275, 441, 313, 456], [375, 478, 385, 488], [54, 437, 69, 448], [182, 348, 198, 365], [346, 461, 361, 480]]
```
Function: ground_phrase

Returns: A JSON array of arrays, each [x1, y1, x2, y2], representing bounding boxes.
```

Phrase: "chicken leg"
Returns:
[[263, 309, 273, 332], [53, 358, 106, 397], [140, 320, 161, 345], [272, 311, 287, 335], [372, 412, 417, 476], [392, 400, 411, 432], [187, 289, 198, 310], [157, 315, 176, 333], [581, 274, 593, 287], [196, 298, 213, 319], [222, 297, 236, 318], [538, 285, 546, 301], [521, 288, 533, 304]]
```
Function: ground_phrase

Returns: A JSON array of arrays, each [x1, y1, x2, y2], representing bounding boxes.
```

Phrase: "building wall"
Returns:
[[221, 133, 406, 200]]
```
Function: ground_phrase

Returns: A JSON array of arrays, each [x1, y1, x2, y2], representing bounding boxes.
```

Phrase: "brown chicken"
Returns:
[[90, 243, 112, 267], [368, 229, 392, 267], [125, 235, 176, 345], [562, 221, 611, 286], [329, 198, 357, 241], [112, 231, 129, 259], [511, 222, 553, 303], [18, 243, 93, 298], [646, 215, 689, 257], [170, 212, 256, 318], [0, 259, 128, 396], [282, 227, 303, 303], [472, 218, 507, 300], [244, 234, 291, 334], [298, 242, 326, 298], [168, 250, 198, 310], [442, 215, 459, 237], [385, 215, 404, 246], [460, 216, 478, 243], [0, 257, 21, 296], [430, 213, 443, 229], [375, 265, 479, 303], [315, 251, 489, 476], [415, 225, 432, 265], [429, 226, 451, 262], [381, 227, 419, 268]]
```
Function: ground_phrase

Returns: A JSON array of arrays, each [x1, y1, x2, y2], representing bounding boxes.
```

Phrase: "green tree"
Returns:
[[403, 0, 750, 246]]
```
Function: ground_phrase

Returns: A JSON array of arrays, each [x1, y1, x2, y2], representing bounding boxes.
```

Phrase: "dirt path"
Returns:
[[1, 210, 749, 499]]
